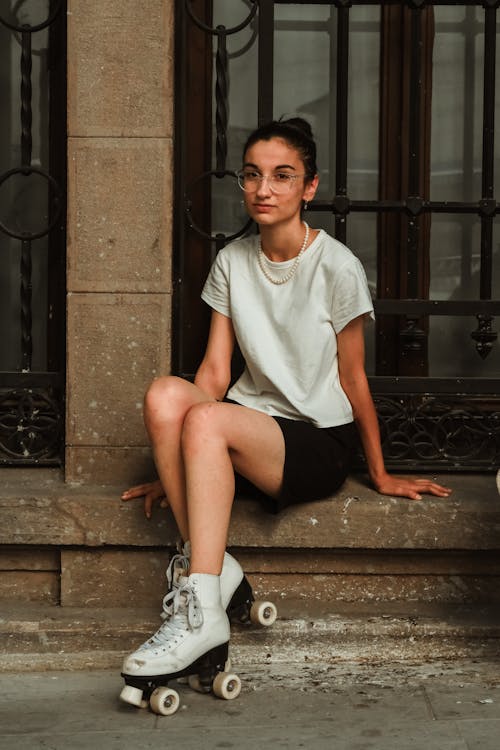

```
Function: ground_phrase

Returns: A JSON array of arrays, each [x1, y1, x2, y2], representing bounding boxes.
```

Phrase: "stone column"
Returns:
[[66, 0, 174, 484]]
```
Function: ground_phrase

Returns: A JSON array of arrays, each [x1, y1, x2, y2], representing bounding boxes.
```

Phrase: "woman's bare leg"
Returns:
[[143, 375, 216, 541], [144, 379, 285, 576], [180, 401, 285, 574]]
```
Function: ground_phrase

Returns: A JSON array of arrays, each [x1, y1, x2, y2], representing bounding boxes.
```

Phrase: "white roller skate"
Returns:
[[120, 573, 241, 715], [168, 541, 277, 627]]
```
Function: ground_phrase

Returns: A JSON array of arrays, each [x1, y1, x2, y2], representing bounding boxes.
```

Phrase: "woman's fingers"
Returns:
[[120, 480, 167, 519], [375, 475, 452, 501]]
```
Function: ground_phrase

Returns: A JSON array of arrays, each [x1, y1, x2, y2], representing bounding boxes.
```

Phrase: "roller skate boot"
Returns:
[[169, 541, 277, 627], [120, 573, 241, 715]]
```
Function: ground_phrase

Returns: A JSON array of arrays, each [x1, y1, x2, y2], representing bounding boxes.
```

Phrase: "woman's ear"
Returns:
[[303, 173, 319, 204]]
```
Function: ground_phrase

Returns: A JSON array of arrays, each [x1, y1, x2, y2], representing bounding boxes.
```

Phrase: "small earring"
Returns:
[[303, 200, 309, 211]]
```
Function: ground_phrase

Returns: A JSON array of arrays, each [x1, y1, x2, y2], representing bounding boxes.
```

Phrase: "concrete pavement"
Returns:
[[0, 660, 499, 749]]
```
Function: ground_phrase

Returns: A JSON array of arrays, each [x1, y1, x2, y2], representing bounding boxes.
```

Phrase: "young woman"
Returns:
[[120, 118, 451, 707]]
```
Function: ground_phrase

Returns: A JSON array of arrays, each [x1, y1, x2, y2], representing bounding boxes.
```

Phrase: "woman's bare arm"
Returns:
[[337, 317, 451, 500]]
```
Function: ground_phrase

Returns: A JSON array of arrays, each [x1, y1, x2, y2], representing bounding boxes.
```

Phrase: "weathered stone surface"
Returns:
[[0, 488, 177, 547], [67, 0, 173, 137], [59, 548, 500, 608], [61, 549, 173, 607], [253, 573, 500, 605], [67, 138, 173, 294], [0, 549, 60, 604], [2, 602, 500, 671], [1, 470, 499, 551], [66, 293, 170, 451], [65, 446, 156, 486], [0, 572, 59, 604], [228, 475, 500, 551], [0, 549, 59, 571], [235, 549, 500, 576], [65, 0, 174, 501]]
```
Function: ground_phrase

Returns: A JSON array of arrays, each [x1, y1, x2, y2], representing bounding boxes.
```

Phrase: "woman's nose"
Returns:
[[255, 175, 273, 197]]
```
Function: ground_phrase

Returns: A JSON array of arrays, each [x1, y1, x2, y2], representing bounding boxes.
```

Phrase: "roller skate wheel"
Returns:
[[188, 674, 210, 694], [250, 600, 278, 626], [120, 684, 146, 708], [150, 686, 180, 716], [212, 672, 242, 701]]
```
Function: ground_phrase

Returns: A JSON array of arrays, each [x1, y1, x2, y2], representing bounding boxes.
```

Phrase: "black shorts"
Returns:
[[227, 399, 358, 514]]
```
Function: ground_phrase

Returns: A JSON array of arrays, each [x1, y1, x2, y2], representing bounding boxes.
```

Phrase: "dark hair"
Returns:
[[242, 117, 318, 181]]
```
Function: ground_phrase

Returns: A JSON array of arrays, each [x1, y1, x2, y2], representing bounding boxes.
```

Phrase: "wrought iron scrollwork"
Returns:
[[0, 389, 62, 462], [183, 0, 258, 245], [185, 0, 257, 36], [185, 169, 253, 243], [400, 317, 426, 353], [471, 314, 498, 359], [0, 1, 63, 33], [0, 166, 63, 241], [371, 394, 500, 469]]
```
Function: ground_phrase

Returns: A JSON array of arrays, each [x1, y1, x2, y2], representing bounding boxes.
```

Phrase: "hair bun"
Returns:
[[243, 117, 318, 178], [280, 116, 314, 141]]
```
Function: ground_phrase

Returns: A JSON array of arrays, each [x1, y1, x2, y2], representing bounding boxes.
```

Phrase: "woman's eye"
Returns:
[[275, 173, 292, 182], [245, 171, 260, 179]]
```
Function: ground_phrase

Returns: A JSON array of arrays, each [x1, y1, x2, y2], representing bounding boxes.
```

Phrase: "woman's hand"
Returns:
[[121, 480, 168, 519], [373, 473, 452, 501]]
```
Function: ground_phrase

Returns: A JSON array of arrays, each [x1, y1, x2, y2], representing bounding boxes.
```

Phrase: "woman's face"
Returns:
[[241, 137, 318, 228]]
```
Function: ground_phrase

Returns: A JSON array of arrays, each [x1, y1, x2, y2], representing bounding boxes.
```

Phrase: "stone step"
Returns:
[[1, 470, 499, 551], [1, 470, 499, 610], [1, 601, 499, 673]]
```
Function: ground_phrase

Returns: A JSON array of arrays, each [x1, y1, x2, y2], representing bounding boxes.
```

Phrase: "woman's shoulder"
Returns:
[[210, 234, 257, 273], [218, 233, 258, 257], [316, 230, 362, 269]]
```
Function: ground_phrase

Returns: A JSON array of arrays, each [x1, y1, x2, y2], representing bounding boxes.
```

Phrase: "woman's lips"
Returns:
[[253, 203, 274, 212]]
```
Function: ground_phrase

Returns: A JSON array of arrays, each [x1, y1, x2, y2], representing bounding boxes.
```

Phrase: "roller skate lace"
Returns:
[[165, 549, 189, 589], [139, 581, 203, 651]]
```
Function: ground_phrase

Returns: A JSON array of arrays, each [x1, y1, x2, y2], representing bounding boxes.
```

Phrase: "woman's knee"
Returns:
[[181, 402, 225, 451], [143, 375, 191, 429]]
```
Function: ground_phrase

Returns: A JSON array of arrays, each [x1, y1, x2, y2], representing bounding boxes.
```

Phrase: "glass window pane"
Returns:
[[348, 5, 380, 201], [430, 215, 481, 300], [430, 6, 484, 202], [429, 315, 500, 377], [212, 1, 258, 236], [0, 2, 51, 371], [274, 4, 335, 199]]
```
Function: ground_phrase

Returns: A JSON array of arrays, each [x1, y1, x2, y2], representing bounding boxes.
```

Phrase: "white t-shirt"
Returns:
[[201, 228, 375, 428]]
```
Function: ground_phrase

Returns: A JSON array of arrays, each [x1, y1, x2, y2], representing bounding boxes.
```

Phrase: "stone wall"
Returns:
[[65, 0, 174, 485]]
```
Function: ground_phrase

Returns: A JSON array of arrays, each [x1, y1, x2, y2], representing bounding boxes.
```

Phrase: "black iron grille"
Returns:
[[176, 0, 499, 470], [0, 1, 66, 464]]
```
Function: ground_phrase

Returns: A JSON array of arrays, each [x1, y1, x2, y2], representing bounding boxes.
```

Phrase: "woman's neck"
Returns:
[[259, 220, 311, 262]]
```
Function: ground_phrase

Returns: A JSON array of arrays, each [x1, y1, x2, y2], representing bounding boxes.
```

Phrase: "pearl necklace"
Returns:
[[258, 222, 310, 285]]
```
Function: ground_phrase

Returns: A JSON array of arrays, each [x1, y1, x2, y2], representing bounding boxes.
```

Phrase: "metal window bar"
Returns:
[[0, 1, 66, 464]]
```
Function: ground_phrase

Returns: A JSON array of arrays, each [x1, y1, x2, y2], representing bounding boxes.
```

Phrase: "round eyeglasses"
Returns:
[[236, 170, 306, 194]]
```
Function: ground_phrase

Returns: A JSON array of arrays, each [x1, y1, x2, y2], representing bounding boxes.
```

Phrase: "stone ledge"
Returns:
[[55, 547, 500, 608], [1, 601, 499, 672], [0, 470, 499, 550]]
